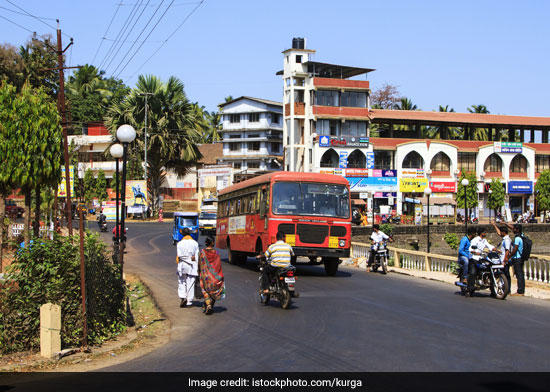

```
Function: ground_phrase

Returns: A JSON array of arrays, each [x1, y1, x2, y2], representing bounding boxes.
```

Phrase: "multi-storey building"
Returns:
[[280, 38, 550, 219], [218, 96, 284, 173]]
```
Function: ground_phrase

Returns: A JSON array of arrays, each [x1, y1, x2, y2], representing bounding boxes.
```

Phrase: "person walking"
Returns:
[[198, 237, 224, 315], [176, 227, 199, 308]]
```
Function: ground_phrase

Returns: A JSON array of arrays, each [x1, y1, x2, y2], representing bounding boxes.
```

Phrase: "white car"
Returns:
[[199, 212, 217, 236]]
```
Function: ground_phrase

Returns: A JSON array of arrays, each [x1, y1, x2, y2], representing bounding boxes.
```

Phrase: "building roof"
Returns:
[[276, 61, 375, 78], [218, 96, 282, 108], [369, 109, 550, 128], [198, 143, 223, 165]]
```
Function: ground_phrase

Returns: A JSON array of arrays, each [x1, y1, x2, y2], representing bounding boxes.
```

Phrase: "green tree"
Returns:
[[0, 43, 24, 88], [18, 35, 58, 98], [467, 104, 490, 141], [5, 82, 62, 245], [105, 75, 202, 215], [437, 105, 462, 139], [95, 169, 108, 210], [487, 178, 505, 219], [393, 97, 417, 111], [456, 172, 478, 216], [83, 169, 96, 210], [205, 110, 222, 142], [535, 170, 550, 220]]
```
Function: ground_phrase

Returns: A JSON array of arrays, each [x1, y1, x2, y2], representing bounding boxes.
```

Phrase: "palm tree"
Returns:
[[206, 110, 222, 142], [105, 75, 202, 215], [393, 97, 417, 111], [438, 105, 462, 139], [467, 104, 490, 140]]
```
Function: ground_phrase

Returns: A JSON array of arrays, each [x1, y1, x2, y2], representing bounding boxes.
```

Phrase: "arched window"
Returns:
[[402, 151, 424, 169], [510, 154, 528, 173], [347, 149, 366, 168], [484, 153, 503, 172], [430, 152, 451, 171], [320, 149, 339, 168]]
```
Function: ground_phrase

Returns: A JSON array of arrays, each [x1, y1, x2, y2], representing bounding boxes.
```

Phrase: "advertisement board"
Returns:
[[346, 177, 398, 192], [508, 181, 533, 194], [319, 136, 370, 148], [339, 151, 348, 168], [58, 165, 75, 198], [345, 168, 370, 177], [429, 181, 456, 193], [401, 169, 425, 178], [400, 178, 429, 193], [125, 180, 147, 205], [494, 142, 522, 154]]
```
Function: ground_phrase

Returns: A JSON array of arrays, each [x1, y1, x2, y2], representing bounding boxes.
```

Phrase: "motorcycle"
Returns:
[[258, 258, 296, 309], [370, 238, 390, 274], [99, 221, 108, 232], [455, 248, 509, 299]]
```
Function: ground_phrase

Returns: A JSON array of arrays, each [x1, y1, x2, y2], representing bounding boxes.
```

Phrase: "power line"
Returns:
[[128, 0, 204, 80], [102, 37, 164, 43], [117, 1, 201, 5], [98, 0, 141, 71], [111, 0, 164, 77], [0, 5, 57, 20], [0, 13, 34, 34], [91, 0, 123, 65], [4, 0, 72, 39]]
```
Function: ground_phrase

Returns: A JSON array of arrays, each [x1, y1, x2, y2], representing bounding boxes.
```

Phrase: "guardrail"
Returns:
[[351, 241, 550, 284]]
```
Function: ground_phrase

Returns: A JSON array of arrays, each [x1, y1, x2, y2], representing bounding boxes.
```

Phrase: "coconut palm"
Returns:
[[105, 75, 202, 215], [437, 105, 462, 139], [393, 97, 417, 111], [467, 104, 490, 140]]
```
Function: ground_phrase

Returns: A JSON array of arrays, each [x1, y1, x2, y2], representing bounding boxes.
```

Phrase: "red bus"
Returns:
[[216, 171, 351, 276]]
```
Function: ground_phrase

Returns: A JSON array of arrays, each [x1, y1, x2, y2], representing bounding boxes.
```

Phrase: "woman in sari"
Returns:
[[198, 237, 224, 315]]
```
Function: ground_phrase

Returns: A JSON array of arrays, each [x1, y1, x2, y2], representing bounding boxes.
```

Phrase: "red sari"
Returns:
[[199, 248, 224, 301]]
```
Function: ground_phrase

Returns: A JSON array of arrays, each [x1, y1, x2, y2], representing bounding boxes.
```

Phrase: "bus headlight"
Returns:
[[339, 239, 346, 247]]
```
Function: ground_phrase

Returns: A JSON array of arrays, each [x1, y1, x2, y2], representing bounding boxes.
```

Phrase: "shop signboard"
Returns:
[[400, 178, 429, 193], [366, 152, 375, 169], [374, 192, 397, 198], [319, 168, 343, 176], [345, 177, 398, 192], [339, 151, 348, 168], [345, 168, 369, 177], [508, 181, 532, 194], [319, 136, 369, 148], [494, 142, 522, 153], [401, 169, 425, 178], [429, 181, 456, 193], [58, 165, 75, 198]]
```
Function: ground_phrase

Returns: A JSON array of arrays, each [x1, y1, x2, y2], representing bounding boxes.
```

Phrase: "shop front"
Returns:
[[346, 170, 398, 222], [507, 181, 533, 218], [399, 178, 429, 222]]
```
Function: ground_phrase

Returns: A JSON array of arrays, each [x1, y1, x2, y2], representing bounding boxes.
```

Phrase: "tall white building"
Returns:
[[218, 96, 283, 173]]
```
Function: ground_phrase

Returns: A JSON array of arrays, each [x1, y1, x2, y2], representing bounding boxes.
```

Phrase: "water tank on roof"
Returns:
[[292, 37, 305, 49]]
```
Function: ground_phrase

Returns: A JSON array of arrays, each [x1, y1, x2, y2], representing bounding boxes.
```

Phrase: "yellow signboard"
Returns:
[[58, 165, 74, 197], [399, 178, 429, 193]]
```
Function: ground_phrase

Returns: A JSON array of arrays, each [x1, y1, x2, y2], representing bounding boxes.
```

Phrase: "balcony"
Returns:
[[313, 77, 370, 90], [285, 102, 305, 116], [312, 106, 369, 118]]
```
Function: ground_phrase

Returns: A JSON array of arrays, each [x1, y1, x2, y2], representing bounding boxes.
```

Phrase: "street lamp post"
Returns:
[[110, 143, 123, 262], [116, 125, 137, 270], [461, 178, 470, 234], [488, 188, 493, 223], [424, 186, 432, 252], [140, 93, 153, 205]]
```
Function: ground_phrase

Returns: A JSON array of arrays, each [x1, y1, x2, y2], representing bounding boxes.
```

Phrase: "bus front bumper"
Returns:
[[292, 247, 350, 259]]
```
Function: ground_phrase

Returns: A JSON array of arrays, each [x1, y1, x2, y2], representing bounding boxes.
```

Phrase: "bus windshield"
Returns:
[[272, 182, 350, 218], [199, 212, 216, 219]]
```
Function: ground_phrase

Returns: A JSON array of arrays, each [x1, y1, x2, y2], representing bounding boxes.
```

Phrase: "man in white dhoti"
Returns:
[[176, 227, 199, 308]]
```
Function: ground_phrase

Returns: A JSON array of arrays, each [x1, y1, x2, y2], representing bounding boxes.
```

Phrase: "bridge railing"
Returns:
[[351, 242, 550, 284]]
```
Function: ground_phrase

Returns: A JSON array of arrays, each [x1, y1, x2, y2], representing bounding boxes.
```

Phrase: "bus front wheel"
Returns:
[[323, 257, 339, 276]]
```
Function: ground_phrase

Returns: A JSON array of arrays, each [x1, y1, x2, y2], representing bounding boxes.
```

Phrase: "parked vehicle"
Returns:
[[5, 199, 24, 218], [370, 237, 390, 274], [172, 212, 199, 245], [259, 259, 296, 309], [99, 221, 108, 232], [199, 211, 217, 236], [455, 248, 509, 300]]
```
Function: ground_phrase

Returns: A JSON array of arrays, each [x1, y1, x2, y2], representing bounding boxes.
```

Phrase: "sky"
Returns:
[[1, 0, 549, 117]]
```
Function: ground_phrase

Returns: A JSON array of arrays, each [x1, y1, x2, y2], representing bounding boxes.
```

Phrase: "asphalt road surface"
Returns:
[[85, 221, 550, 372]]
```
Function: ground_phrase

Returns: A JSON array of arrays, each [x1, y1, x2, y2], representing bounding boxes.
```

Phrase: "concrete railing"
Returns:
[[351, 241, 550, 284]]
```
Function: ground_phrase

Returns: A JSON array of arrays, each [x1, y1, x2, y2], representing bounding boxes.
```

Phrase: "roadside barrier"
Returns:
[[351, 241, 550, 284]]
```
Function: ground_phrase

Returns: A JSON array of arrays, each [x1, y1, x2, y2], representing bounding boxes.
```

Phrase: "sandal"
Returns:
[[205, 305, 213, 315]]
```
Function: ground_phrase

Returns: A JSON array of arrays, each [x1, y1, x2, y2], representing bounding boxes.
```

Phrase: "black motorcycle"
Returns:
[[259, 260, 296, 309], [455, 249, 509, 300], [370, 238, 390, 274], [99, 221, 108, 232]]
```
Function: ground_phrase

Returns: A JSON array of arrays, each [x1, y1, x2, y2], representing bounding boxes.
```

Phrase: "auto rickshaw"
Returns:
[[172, 212, 199, 245]]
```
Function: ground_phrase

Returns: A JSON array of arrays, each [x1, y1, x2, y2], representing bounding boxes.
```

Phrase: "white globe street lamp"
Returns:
[[424, 187, 432, 252], [461, 178, 469, 233]]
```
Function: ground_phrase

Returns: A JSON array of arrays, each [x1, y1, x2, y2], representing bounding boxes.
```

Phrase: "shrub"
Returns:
[[444, 232, 460, 250], [379, 223, 393, 236], [449, 261, 460, 275], [0, 232, 126, 354]]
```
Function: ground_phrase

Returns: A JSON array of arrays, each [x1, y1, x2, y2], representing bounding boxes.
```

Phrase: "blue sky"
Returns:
[[1, 0, 549, 116]]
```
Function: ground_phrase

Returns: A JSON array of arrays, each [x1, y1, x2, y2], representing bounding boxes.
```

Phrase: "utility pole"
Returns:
[[140, 92, 153, 215]]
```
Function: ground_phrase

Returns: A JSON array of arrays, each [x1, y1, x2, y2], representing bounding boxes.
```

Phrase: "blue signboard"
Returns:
[[382, 169, 397, 177], [345, 177, 398, 192], [319, 135, 330, 147], [339, 151, 348, 168], [508, 181, 532, 194], [366, 152, 375, 169]]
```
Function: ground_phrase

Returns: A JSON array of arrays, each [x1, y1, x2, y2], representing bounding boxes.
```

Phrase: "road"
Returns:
[[91, 221, 550, 372]]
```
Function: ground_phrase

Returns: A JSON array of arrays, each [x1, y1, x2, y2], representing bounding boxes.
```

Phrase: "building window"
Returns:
[[229, 134, 241, 139], [229, 143, 241, 152], [233, 162, 241, 169], [510, 154, 527, 173], [402, 151, 424, 169], [230, 114, 240, 123], [247, 161, 260, 169], [374, 151, 393, 170], [484, 153, 503, 173], [272, 113, 280, 124], [271, 142, 280, 154], [341, 91, 367, 108], [248, 142, 260, 151], [315, 90, 339, 106], [341, 121, 367, 137], [320, 149, 339, 168], [317, 119, 340, 136], [296, 55, 302, 63], [249, 113, 259, 122], [430, 152, 451, 171], [458, 152, 476, 172], [248, 134, 259, 139], [536, 155, 550, 173], [347, 149, 366, 168]]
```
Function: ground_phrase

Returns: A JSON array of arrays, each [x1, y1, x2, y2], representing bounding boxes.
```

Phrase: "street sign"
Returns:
[[366, 152, 374, 169]]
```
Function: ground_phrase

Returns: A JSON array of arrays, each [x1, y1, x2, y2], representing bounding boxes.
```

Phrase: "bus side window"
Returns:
[[259, 189, 266, 218]]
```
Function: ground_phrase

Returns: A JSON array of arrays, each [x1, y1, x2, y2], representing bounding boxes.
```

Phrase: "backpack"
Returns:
[[520, 234, 532, 262]]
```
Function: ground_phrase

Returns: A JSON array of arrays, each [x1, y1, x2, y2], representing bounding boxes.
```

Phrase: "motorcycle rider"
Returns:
[[469, 227, 499, 259], [368, 224, 393, 269], [260, 231, 294, 295], [458, 227, 477, 285], [97, 209, 107, 229]]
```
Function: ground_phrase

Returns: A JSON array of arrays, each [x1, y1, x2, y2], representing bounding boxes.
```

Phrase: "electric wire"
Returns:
[[117, 1, 201, 5], [91, 0, 123, 65], [98, 0, 141, 71], [110, 0, 163, 77], [0, 4, 57, 20], [4, 0, 72, 39], [128, 0, 204, 80], [0, 13, 34, 33]]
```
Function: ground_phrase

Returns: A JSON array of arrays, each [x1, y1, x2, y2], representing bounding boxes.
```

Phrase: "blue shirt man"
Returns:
[[458, 227, 477, 283]]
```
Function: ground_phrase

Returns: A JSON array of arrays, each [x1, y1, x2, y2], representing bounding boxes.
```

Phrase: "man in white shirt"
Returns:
[[469, 227, 498, 260], [368, 224, 392, 268], [492, 221, 512, 294], [176, 227, 199, 308]]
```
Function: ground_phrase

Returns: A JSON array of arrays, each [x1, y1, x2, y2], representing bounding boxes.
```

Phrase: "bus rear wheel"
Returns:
[[323, 257, 339, 276]]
